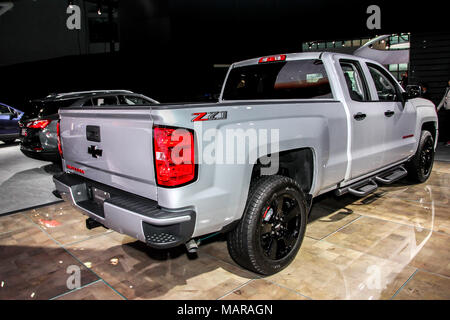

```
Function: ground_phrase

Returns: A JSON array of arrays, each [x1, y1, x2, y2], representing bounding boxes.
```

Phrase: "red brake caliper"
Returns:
[[263, 206, 274, 222]]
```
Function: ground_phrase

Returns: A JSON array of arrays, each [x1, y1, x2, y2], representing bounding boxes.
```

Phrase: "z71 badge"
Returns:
[[191, 111, 227, 122]]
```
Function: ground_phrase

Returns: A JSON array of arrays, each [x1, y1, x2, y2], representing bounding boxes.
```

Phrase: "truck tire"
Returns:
[[227, 175, 307, 275], [407, 130, 435, 183]]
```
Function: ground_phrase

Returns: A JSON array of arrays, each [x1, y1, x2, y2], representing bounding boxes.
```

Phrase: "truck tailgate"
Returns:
[[59, 107, 157, 200]]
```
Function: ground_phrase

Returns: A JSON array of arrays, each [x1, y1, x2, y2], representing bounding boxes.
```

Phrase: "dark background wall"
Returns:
[[409, 32, 450, 106], [409, 32, 450, 142], [0, 0, 89, 66], [0, 0, 448, 109]]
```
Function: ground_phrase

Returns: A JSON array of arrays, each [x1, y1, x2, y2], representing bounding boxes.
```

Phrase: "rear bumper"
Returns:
[[20, 147, 60, 162], [53, 173, 196, 249], [0, 133, 20, 140]]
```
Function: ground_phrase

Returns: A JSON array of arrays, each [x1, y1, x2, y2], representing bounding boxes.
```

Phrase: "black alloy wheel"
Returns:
[[407, 130, 435, 183], [419, 136, 434, 177], [259, 192, 301, 260], [227, 175, 307, 275]]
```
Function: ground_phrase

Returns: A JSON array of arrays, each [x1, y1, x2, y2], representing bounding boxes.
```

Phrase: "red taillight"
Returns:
[[258, 54, 286, 63], [57, 121, 63, 158], [153, 126, 195, 187], [27, 119, 51, 129]]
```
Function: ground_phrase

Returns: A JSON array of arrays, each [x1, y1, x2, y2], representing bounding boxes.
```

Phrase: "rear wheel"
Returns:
[[407, 130, 435, 183], [227, 175, 307, 275]]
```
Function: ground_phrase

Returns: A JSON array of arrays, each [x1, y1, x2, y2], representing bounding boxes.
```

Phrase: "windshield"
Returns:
[[222, 59, 333, 100]]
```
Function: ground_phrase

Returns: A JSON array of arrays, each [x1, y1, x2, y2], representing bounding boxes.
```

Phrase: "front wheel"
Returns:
[[407, 130, 435, 183], [227, 175, 307, 275]]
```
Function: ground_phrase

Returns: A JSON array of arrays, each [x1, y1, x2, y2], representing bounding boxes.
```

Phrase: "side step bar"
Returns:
[[374, 166, 407, 185], [336, 165, 408, 197], [86, 217, 104, 230], [348, 179, 378, 197], [336, 178, 378, 197]]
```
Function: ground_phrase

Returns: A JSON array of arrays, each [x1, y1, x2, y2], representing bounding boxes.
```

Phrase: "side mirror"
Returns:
[[9, 113, 16, 120], [404, 85, 421, 100]]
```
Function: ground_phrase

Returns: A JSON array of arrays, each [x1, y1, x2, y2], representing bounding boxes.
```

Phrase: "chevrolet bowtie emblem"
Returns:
[[87, 145, 103, 158]]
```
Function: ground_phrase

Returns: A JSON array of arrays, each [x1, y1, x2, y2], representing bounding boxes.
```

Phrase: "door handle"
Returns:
[[384, 110, 395, 117], [353, 112, 366, 121]]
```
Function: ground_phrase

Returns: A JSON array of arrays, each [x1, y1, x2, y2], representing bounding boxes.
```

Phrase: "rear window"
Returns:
[[118, 95, 154, 106], [222, 59, 333, 100], [86, 96, 119, 106], [21, 98, 77, 121]]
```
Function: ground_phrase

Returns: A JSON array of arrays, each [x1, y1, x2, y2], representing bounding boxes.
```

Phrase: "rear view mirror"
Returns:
[[405, 85, 421, 99]]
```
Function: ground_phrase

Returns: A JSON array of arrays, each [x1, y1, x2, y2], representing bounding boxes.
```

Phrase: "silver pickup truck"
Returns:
[[53, 52, 438, 275]]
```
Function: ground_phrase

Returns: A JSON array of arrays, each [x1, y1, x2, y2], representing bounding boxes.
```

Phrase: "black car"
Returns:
[[19, 90, 158, 162]]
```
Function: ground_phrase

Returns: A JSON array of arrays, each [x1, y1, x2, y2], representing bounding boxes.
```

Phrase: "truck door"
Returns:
[[338, 59, 388, 179], [364, 63, 417, 166]]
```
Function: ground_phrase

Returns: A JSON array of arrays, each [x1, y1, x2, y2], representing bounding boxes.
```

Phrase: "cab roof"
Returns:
[[232, 51, 371, 68], [41, 90, 134, 101]]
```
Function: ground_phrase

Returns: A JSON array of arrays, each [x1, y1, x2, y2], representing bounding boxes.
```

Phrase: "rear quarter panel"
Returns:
[[152, 101, 348, 237]]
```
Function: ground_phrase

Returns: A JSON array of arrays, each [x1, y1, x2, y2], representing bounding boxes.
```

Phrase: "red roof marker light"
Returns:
[[258, 54, 286, 63]]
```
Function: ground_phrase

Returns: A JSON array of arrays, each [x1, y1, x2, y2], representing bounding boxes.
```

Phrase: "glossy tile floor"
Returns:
[[0, 161, 449, 300], [0, 143, 60, 214]]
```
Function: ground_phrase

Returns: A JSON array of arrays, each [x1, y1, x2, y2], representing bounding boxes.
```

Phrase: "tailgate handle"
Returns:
[[86, 125, 101, 142]]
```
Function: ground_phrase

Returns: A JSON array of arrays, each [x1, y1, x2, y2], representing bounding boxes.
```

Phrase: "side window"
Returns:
[[340, 61, 369, 102], [118, 95, 152, 106], [91, 96, 119, 106], [83, 99, 93, 107], [0, 105, 11, 114], [367, 64, 401, 101]]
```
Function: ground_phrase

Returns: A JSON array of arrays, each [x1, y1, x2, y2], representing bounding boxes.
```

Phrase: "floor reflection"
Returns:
[[0, 162, 449, 300]]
